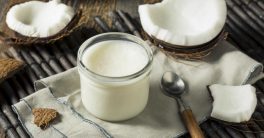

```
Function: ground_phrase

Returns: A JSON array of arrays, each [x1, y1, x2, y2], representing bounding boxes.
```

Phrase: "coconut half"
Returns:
[[139, 0, 227, 46], [6, 0, 75, 38], [209, 84, 257, 123]]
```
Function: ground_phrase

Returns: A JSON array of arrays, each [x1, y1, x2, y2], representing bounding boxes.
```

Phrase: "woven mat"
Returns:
[[0, 0, 264, 138]]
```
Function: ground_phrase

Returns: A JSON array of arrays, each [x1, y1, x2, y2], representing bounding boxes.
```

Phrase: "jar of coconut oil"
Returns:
[[77, 33, 153, 121]]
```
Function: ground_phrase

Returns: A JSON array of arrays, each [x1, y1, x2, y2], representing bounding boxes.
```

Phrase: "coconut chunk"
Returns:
[[6, 0, 75, 38], [209, 84, 257, 123], [138, 0, 227, 46]]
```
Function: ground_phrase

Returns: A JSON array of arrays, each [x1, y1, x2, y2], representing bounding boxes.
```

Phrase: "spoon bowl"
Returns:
[[161, 71, 185, 97]]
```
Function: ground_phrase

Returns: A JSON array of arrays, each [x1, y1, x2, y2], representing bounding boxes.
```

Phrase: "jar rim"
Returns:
[[77, 32, 153, 83]]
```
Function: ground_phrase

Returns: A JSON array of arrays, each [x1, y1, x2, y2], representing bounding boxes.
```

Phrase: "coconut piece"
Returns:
[[139, 0, 227, 46], [6, 0, 75, 38], [32, 108, 58, 129], [208, 84, 257, 123], [0, 58, 24, 83]]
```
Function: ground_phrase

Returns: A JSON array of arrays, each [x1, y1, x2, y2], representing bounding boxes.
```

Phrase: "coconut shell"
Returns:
[[143, 29, 228, 60], [144, 0, 162, 4], [0, 0, 85, 46], [0, 58, 24, 83]]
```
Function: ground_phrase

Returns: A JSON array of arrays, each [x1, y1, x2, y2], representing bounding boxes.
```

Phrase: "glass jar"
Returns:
[[77, 33, 153, 121]]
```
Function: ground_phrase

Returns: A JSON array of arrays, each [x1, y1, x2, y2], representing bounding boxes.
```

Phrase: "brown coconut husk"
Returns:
[[0, 58, 24, 83], [144, 0, 162, 4], [142, 29, 228, 60], [0, 0, 86, 46], [32, 108, 58, 129]]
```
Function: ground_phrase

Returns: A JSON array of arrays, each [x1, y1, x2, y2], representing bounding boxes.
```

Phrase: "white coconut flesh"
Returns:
[[6, 0, 75, 38], [138, 0, 227, 46], [209, 84, 257, 123]]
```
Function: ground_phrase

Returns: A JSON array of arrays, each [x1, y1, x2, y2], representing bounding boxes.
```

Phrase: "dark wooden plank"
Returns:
[[116, 0, 143, 17]]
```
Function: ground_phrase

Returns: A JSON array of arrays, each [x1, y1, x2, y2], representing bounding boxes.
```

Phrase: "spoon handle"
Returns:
[[182, 109, 204, 138]]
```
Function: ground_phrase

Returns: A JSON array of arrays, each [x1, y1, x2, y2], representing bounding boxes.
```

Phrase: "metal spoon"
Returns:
[[161, 72, 204, 138]]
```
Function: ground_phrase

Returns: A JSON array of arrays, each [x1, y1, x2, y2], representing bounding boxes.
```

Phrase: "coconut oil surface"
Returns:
[[82, 40, 148, 77]]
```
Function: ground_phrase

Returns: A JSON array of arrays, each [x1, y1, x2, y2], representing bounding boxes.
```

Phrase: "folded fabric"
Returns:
[[13, 41, 263, 138]]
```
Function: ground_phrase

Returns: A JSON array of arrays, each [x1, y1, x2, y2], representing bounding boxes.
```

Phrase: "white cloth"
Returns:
[[13, 41, 263, 138]]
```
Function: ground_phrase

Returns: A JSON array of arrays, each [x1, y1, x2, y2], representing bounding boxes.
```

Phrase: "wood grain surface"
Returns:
[[182, 109, 205, 138]]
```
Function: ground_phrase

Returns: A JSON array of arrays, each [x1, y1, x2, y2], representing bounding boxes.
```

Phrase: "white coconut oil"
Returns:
[[77, 33, 153, 121]]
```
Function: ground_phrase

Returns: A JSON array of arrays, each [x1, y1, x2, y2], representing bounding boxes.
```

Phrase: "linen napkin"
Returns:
[[13, 41, 263, 138]]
